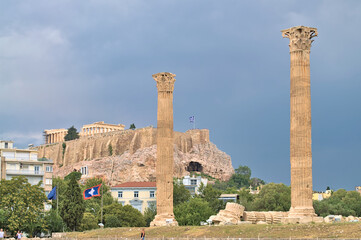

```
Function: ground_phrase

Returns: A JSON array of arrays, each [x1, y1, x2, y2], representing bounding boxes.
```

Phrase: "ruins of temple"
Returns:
[[43, 121, 125, 144]]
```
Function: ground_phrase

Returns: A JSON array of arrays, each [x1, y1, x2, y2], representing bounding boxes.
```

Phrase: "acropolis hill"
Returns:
[[36, 127, 234, 185]]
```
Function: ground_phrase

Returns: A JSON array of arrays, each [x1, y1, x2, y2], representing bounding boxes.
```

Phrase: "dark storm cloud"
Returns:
[[0, 0, 360, 190]]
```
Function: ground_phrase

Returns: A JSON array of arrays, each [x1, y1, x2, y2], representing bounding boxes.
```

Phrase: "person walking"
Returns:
[[16, 230, 22, 239], [0, 228, 5, 239], [140, 228, 145, 240]]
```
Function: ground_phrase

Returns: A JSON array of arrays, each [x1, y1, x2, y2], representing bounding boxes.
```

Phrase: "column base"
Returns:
[[288, 206, 317, 218], [150, 214, 178, 227]]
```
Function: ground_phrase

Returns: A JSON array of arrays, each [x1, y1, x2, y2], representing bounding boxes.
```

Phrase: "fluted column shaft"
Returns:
[[290, 50, 313, 211], [156, 90, 174, 215], [151, 72, 178, 226], [282, 26, 318, 217]]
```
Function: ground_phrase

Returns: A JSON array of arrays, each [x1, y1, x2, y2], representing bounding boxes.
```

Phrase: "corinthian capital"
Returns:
[[153, 72, 176, 92], [281, 26, 318, 52]]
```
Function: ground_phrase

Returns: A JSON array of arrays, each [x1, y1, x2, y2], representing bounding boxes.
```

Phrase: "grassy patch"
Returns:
[[65, 222, 361, 239]]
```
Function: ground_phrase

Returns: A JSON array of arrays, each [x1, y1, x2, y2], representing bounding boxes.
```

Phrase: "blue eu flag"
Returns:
[[47, 186, 56, 200], [83, 184, 102, 200], [189, 116, 195, 123]]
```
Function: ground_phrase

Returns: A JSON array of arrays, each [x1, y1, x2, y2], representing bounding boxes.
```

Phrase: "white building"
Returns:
[[182, 175, 208, 195], [110, 182, 156, 213], [0, 140, 54, 196]]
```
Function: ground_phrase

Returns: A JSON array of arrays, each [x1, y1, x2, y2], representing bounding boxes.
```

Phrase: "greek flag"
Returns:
[[47, 186, 56, 200], [189, 116, 195, 123], [83, 184, 102, 200]]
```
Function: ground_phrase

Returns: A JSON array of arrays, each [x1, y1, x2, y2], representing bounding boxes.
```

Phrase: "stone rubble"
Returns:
[[209, 202, 244, 225]]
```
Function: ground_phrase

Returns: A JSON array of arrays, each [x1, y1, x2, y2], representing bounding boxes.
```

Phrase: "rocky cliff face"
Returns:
[[36, 127, 234, 185]]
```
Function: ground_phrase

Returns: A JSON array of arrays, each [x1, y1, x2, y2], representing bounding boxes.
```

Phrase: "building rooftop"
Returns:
[[220, 194, 239, 197], [112, 182, 156, 188]]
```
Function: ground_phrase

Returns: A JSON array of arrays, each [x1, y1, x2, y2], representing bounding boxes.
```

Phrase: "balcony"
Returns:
[[6, 169, 44, 176]]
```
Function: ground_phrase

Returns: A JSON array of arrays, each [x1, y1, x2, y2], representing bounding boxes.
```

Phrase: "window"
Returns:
[[3, 151, 15, 159], [134, 191, 139, 198], [81, 166, 88, 175], [118, 191, 123, 198], [7, 163, 16, 169], [5, 142, 8, 148], [16, 152, 30, 161], [191, 179, 197, 185], [45, 178, 52, 185], [20, 163, 28, 169], [150, 191, 155, 198], [34, 165, 40, 174], [46, 166, 53, 172]]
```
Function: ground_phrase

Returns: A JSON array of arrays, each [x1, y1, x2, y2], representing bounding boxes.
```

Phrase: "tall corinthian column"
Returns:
[[282, 26, 318, 217], [150, 72, 178, 226]]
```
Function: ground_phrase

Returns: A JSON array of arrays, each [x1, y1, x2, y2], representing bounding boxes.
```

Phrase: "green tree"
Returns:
[[331, 189, 347, 201], [117, 205, 146, 227], [314, 189, 361, 217], [213, 180, 230, 191], [222, 187, 239, 194], [62, 143, 66, 157], [80, 212, 98, 231], [51, 177, 67, 211], [229, 165, 252, 188], [174, 198, 214, 226], [64, 126, 80, 141], [60, 173, 85, 231], [342, 191, 361, 216], [108, 144, 113, 156], [0, 209, 7, 229], [252, 183, 290, 211], [45, 209, 65, 233], [81, 178, 114, 222], [103, 203, 146, 227], [104, 215, 121, 228], [129, 123, 136, 130], [143, 202, 156, 227], [173, 181, 191, 206], [198, 184, 224, 213], [250, 177, 265, 188], [64, 171, 82, 181], [0, 176, 47, 236], [238, 188, 255, 210], [313, 200, 330, 217]]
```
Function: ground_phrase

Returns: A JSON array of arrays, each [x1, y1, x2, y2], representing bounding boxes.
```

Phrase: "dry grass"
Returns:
[[65, 222, 361, 239]]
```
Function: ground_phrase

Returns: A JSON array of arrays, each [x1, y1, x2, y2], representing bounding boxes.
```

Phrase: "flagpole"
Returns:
[[56, 184, 59, 216], [101, 184, 103, 224]]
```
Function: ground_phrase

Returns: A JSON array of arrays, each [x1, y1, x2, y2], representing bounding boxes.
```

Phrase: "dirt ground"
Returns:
[[66, 222, 361, 239]]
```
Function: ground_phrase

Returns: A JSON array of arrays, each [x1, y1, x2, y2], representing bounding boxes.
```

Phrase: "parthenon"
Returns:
[[80, 121, 125, 136], [43, 121, 125, 144]]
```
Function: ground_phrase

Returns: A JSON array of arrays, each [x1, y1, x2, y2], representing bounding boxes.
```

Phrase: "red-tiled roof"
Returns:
[[112, 182, 156, 188]]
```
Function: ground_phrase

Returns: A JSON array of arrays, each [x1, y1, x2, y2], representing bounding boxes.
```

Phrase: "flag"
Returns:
[[47, 186, 56, 200], [83, 184, 102, 200], [189, 116, 195, 123]]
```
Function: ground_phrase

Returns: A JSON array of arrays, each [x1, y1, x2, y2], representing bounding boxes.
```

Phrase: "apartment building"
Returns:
[[0, 140, 54, 195]]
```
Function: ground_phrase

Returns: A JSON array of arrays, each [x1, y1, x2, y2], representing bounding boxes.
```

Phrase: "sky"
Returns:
[[0, 0, 360, 191]]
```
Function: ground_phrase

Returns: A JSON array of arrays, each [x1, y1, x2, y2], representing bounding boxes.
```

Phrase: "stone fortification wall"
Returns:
[[36, 127, 233, 185]]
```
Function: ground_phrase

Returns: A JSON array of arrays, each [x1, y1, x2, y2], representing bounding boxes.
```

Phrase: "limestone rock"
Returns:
[[256, 221, 267, 225], [36, 127, 234, 184]]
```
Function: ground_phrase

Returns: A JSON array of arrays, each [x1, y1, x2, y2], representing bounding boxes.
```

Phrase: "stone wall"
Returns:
[[36, 127, 233, 185]]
